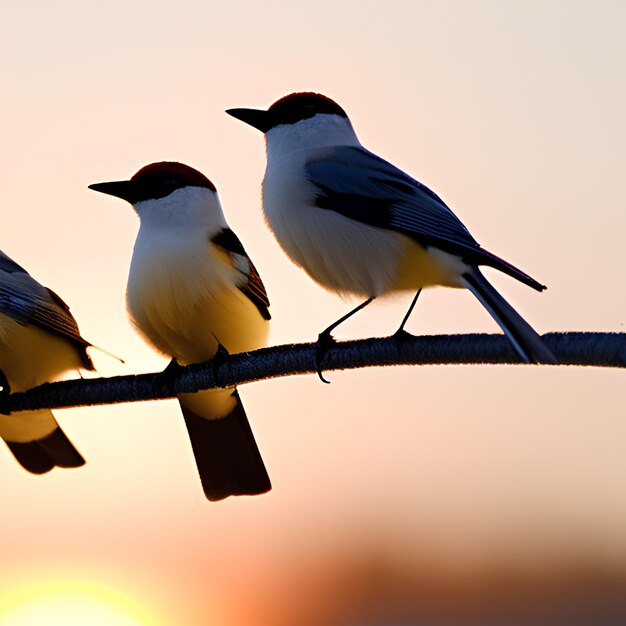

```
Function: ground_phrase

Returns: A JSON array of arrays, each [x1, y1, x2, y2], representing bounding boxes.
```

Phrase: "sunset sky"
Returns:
[[1, 1, 625, 624]]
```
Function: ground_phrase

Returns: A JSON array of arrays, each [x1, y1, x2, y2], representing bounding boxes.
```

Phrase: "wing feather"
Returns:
[[211, 230, 271, 320], [0, 252, 93, 368], [307, 146, 545, 291]]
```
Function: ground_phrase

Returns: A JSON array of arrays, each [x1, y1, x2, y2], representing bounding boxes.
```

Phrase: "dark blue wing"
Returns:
[[0, 250, 93, 364], [307, 146, 478, 248], [0, 250, 29, 274], [0, 281, 91, 347], [306, 146, 545, 291]]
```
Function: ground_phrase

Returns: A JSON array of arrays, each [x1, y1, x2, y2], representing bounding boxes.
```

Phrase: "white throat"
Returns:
[[133, 186, 226, 233], [265, 113, 361, 162]]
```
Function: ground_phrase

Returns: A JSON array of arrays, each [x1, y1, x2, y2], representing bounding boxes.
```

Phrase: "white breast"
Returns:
[[262, 147, 406, 299]]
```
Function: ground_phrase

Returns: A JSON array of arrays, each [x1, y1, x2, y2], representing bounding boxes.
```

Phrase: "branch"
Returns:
[[5, 331, 625, 413]]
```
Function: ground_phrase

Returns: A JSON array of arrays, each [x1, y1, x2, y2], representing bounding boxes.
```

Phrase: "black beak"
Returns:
[[88, 180, 135, 203], [226, 108, 270, 133]]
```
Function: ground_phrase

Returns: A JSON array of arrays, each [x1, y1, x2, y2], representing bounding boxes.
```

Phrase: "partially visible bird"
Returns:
[[0, 250, 90, 473], [89, 162, 271, 501], [227, 92, 557, 376]]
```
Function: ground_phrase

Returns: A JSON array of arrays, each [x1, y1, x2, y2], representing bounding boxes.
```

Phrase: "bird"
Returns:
[[0, 250, 90, 473], [226, 92, 557, 378], [89, 161, 271, 501]]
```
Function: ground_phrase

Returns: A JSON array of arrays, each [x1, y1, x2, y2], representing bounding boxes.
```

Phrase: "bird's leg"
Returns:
[[0, 369, 11, 415], [316, 297, 374, 384], [210, 342, 230, 388], [161, 340, 231, 395], [394, 289, 422, 340], [161, 358, 184, 394]]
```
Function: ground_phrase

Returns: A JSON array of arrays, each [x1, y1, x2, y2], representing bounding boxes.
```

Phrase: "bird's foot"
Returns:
[[315, 331, 337, 384], [0, 369, 11, 415], [210, 343, 230, 388], [392, 328, 414, 343], [161, 359, 184, 394], [162, 358, 184, 378]]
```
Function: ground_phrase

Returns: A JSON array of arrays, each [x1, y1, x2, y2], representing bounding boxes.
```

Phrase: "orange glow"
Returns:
[[0, 580, 160, 626]]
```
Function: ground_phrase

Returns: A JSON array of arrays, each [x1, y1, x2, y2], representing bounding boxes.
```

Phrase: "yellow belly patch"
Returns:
[[390, 235, 467, 292]]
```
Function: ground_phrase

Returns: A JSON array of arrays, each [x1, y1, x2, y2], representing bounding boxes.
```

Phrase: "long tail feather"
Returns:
[[180, 390, 271, 501], [4, 422, 85, 474], [463, 268, 557, 364]]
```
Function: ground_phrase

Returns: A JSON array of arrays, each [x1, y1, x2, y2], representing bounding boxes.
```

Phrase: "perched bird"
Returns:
[[0, 251, 90, 473], [89, 162, 271, 501], [227, 92, 557, 375]]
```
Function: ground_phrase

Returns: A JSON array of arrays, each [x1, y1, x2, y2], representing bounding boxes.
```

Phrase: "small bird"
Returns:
[[89, 162, 271, 501], [0, 250, 90, 473], [227, 92, 557, 375]]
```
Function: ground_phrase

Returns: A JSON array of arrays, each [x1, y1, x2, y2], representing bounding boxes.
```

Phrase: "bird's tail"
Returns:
[[179, 389, 271, 501], [2, 410, 85, 474], [462, 268, 557, 364]]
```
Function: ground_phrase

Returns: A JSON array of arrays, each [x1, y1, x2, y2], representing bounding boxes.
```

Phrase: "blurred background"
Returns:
[[1, 1, 625, 624]]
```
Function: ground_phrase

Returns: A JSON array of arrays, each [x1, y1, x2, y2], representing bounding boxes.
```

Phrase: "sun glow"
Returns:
[[0, 580, 159, 626]]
